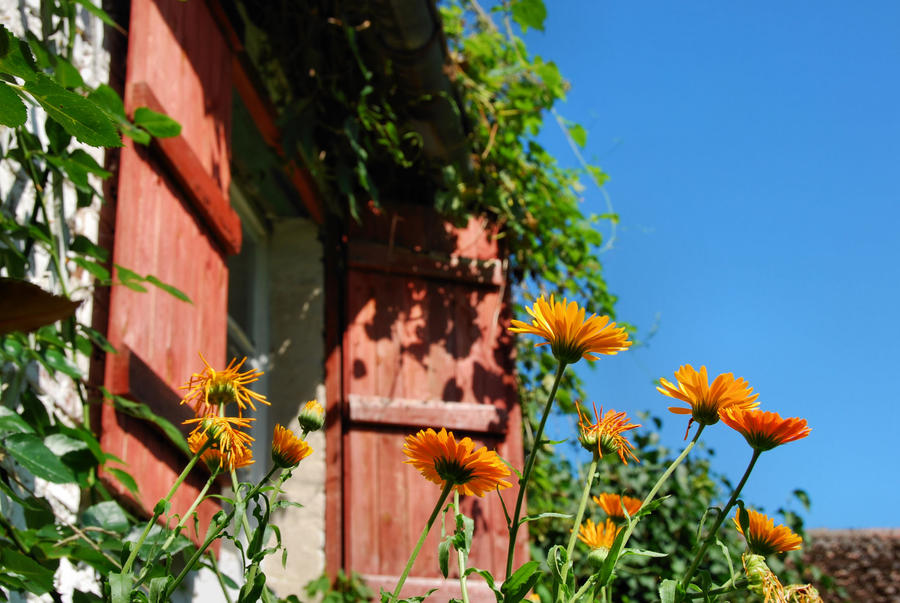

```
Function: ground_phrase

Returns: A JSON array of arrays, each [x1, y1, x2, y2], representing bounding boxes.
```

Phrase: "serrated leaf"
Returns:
[[0, 27, 38, 82], [23, 74, 121, 147], [133, 107, 181, 138], [3, 433, 76, 483], [0, 80, 26, 127]]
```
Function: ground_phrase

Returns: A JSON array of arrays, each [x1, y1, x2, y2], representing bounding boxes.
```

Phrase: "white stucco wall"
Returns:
[[260, 217, 327, 598]]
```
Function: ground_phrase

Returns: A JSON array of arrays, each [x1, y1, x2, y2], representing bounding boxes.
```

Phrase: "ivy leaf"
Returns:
[[2, 433, 77, 483], [23, 74, 121, 147], [0, 80, 26, 127], [133, 106, 181, 138], [510, 0, 547, 32]]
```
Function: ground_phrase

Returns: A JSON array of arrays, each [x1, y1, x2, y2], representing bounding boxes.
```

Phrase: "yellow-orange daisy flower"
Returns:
[[271, 424, 313, 468], [576, 402, 640, 464], [734, 508, 802, 556], [657, 365, 759, 435], [593, 493, 642, 519], [509, 296, 631, 364], [402, 428, 511, 497], [183, 415, 255, 457], [577, 518, 620, 551], [180, 354, 269, 417], [188, 431, 254, 471], [720, 409, 810, 452]]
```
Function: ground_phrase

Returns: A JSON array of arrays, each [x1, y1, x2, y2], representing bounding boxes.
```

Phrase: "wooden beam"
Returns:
[[347, 394, 508, 434], [127, 81, 242, 256], [347, 241, 503, 287]]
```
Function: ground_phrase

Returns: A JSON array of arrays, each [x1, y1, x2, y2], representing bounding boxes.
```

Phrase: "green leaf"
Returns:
[[517, 512, 572, 525], [0, 406, 34, 435], [0, 547, 56, 594], [44, 433, 89, 456], [133, 107, 181, 138], [568, 123, 587, 148], [82, 501, 130, 533], [41, 347, 81, 378], [0, 27, 38, 82], [143, 275, 192, 303], [452, 511, 474, 554], [23, 74, 121, 147], [620, 547, 668, 558], [73, 0, 125, 32], [0, 81, 26, 127], [438, 537, 451, 578], [115, 265, 147, 292], [70, 234, 110, 262], [148, 576, 170, 603], [2, 433, 76, 483], [87, 84, 125, 117], [71, 256, 111, 282], [108, 571, 133, 603], [106, 467, 140, 499], [658, 579, 677, 603], [510, 0, 547, 32], [103, 387, 191, 458], [501, 560, 541, 603]]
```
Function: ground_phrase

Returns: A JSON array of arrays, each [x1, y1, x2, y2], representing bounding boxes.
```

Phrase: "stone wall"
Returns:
[[806, 528, 900, 602]]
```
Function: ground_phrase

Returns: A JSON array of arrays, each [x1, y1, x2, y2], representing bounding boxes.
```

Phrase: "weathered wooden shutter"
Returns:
[[99, 0, 238, 536], [327, 204, 527, 601]]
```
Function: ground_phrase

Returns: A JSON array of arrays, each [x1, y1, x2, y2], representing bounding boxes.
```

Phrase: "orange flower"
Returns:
[[576, 402, 640, 464], [734, 509, 802, 556], [180, 354, 269, 417], [271, 424, 313, 468], [298, 400, 325, 432], [657, 365, 759, 435], [593, 493, 642, 519], [403, 428, 511, 497], [577, 518, 620, 551], [188, 431, 254, 472], [720, 409, 810, 452], [183, 415, 254, 457], [510, 296, 631, 364]]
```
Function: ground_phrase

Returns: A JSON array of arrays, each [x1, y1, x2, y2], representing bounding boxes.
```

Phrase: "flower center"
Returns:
[[434, 456, 474, 485]]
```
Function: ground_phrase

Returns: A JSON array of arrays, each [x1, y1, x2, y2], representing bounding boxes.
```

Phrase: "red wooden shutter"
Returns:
[[327, 204, 528, 601], [99, 0, 238, 537]]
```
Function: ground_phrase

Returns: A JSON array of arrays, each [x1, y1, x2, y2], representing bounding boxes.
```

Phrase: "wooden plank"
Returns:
[[324, 225, 344, 578], [347, 240, 503, 287], [127, 81, 241, 256], [347, 394, 507, 434]]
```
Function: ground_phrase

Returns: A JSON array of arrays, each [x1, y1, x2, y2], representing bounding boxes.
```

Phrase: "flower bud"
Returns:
[[298, 400, 325, 432], [587, 547, 609, 570]]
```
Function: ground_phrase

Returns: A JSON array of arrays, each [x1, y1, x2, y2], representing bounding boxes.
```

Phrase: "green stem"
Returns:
[[685, 582, 748, 599], [135, 469, 219, 585], [505, 361, 567, 579], [391, 481, 455, 603], [616, 425, 706, 557], [231, 468, 255, 542], [680, 450, 761, 590], [561, 456, 598, 585], [163, 466, 278, 599], [122, 438, 212, 574], [454, 491, 470, 603], [206, 551, 235, 603], [567, 574, 597, 603]]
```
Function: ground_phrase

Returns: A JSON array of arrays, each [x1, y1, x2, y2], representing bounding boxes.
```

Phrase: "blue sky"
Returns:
[[526, 2, 900, 528]]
